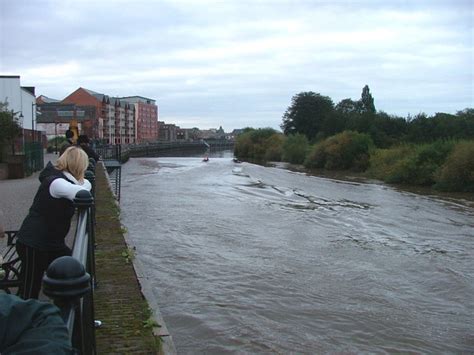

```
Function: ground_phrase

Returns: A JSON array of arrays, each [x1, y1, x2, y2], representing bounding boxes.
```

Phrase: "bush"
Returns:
[[435, 141, 474, 192], [265, 134, 285, 161], [366, 145, 408, 180], [367, 141, 456, 185], [304, 131, 373, 171], [234, 128, 284, 161], [282, 134, 308, 164]]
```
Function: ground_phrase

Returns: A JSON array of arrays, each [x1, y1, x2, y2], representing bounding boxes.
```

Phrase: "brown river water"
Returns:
[[120, 151, 473, 354]]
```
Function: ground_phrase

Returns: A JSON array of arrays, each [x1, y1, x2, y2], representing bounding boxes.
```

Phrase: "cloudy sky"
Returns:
[[1, 0, 472, 131]]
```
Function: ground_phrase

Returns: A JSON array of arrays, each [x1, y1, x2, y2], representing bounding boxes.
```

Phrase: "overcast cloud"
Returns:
[[1, 0, 472, 131]]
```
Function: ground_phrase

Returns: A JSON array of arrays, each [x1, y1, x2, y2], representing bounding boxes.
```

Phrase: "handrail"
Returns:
[[43, 178, 96, 354]]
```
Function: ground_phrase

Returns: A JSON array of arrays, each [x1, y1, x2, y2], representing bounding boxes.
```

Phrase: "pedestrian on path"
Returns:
[[59, 129, 75, 156], [77, 135, 100, 162], [15, 146, 91, 299]]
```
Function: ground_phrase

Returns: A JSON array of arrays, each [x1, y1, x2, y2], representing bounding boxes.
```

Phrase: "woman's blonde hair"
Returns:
[[55, 146, 89, 182]]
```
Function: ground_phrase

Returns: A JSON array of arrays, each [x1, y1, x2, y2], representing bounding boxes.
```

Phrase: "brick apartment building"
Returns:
[[61, 88, 158, 144], [119, 96, 158, 143]]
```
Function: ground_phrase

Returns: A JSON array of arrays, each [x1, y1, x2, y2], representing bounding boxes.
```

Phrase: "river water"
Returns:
[[120, 151, 473, 354]]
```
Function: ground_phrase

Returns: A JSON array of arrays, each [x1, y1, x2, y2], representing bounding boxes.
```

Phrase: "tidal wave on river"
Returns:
[[120, 154, 474, 354]]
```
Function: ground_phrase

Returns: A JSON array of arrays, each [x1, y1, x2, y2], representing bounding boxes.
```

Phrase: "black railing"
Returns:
[[24, 141, 44, 176], [43, 181, 97, 354], [0, 160, 98, 353], [94, 144, 124, 201]]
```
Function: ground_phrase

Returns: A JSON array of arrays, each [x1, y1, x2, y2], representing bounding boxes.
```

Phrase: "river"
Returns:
[[120, 151, 473, 354]]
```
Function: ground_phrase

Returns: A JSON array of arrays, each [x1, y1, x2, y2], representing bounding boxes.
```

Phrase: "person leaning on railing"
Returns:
[[15, 146, 92, 299]]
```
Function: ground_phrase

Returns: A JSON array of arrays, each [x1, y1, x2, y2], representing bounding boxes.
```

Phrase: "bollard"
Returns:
[[43, 256, 92, 353], [42, 256, 91, 307], [74, 189, 94, 209], [87, 160, 96, 173]]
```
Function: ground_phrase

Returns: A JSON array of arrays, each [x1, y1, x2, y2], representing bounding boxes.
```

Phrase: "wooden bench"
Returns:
[[0, 231, 21, 295]]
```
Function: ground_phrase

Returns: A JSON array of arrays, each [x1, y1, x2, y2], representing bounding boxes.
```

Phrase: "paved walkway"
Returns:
[[0, 153, 58, 246]]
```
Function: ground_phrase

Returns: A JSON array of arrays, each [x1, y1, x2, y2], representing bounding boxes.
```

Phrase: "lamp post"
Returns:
[[19, 113, 24, 153], [55, 121, 58, 154], [31, 102, 36, 142]]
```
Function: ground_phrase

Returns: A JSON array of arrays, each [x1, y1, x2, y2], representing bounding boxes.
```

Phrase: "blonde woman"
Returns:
[[16, 146, 92, 299]]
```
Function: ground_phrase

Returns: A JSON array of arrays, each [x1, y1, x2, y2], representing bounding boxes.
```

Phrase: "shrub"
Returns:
[[265, 134, 285, 161], [304, 131, 373, 171], [234, 128, 284, 162], [435, 141, 474, 192], [282, 134, 309, 164], [304, 142, 326, 169], [367, 141, 456, 185]]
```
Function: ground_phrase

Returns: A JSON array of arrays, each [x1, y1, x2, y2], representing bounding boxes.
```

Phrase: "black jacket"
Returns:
[[79, 144, 100, 162], [0, 293, 74, 354], [17, 163, 76, 251]]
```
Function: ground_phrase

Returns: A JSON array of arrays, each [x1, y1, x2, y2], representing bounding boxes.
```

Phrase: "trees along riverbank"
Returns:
[[234, 87, 474, 193]]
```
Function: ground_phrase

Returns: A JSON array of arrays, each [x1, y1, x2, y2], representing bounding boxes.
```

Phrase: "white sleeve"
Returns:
[[49, 178, 92, 201]]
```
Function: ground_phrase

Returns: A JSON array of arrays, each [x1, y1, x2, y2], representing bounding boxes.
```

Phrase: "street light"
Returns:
[[19, 113, 24, 153], [31, 102, 36, 142], [55, 121, 58, 155]]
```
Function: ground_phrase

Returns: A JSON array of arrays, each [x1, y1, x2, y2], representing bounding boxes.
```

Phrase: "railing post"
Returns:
[[74, 189, 97, 355], [84, 170, 97, 285], [42, 256, 91, 354], [74, 189, 96, 286], [85, 169, 96, 197]]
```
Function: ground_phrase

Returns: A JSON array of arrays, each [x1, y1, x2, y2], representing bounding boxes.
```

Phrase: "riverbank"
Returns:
[[94, 162, 176, 354], [269, 161, 474, 206]]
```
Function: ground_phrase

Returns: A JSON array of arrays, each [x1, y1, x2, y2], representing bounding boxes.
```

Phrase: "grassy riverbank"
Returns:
[[93, 162, 163, 354], [235, 129, 474, 193]]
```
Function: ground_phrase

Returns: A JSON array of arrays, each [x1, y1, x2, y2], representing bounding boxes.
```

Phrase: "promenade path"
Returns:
[[0, 153, 58, 246]]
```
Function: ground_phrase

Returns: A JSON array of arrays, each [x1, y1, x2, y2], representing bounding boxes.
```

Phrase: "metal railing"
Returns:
[[24, 141, 44, 176], [0, 161, 98, 353], [42, 167, 97, 354]]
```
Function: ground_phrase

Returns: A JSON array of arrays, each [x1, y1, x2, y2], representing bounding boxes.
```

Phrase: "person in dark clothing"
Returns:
[[0, 292, 74, 354], [16, 146, 91, 299], [59, 130, 75, 156], [77, 135, 100, 162]]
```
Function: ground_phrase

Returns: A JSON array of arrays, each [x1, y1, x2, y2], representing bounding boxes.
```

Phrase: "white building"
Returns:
[[0, 75, 37, 130]]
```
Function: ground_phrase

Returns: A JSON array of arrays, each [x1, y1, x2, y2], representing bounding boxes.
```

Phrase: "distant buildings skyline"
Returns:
[[2, 75, 235, 145]]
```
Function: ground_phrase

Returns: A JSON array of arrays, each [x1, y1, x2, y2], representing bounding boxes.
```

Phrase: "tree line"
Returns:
[[281, 86, 474, 147], [234, 86, 474, 192]]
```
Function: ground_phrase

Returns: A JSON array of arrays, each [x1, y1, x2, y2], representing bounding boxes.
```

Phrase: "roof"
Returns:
[[119, 95, 156, 101], [37, 95, 60, 103], [118, 96, 156, 105], [81, 87, 107, 102]]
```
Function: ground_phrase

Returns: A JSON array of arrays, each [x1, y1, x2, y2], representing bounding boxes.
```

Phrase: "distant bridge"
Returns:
[[96, 140, 234, 162], [127, 139, 234, 158], [95, 140, 234, 200]]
